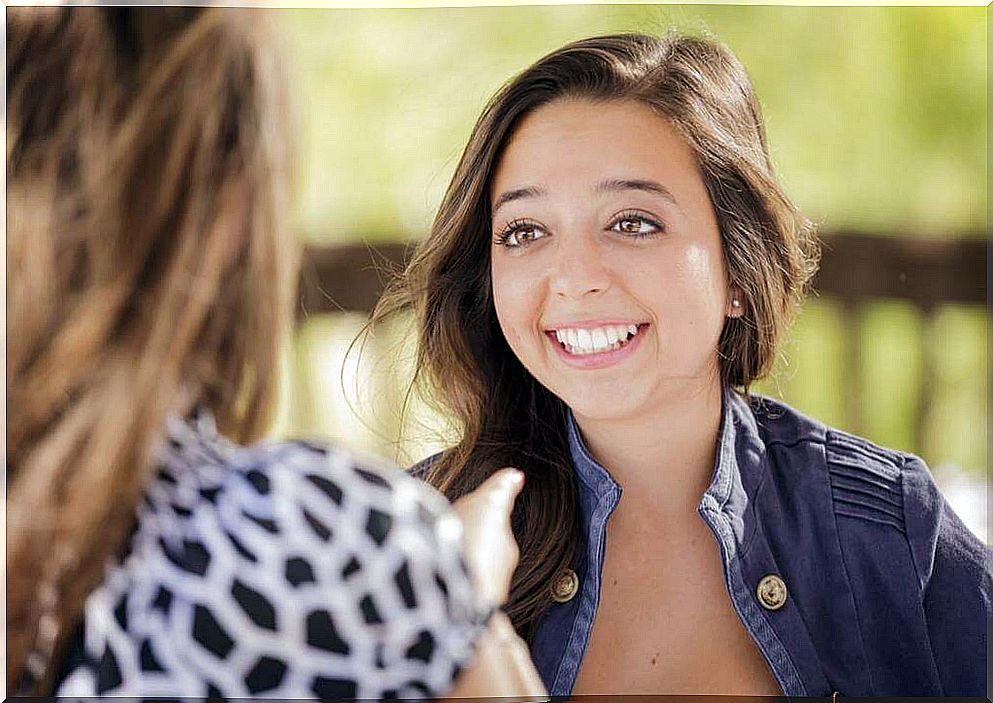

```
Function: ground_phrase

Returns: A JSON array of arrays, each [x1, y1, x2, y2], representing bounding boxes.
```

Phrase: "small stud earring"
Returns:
[[731, 298, 741, 308]]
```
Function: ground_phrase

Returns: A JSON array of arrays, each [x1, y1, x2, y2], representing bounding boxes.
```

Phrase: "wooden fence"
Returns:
[[294, 232, 988, 459], [297, 232, 987, 313]]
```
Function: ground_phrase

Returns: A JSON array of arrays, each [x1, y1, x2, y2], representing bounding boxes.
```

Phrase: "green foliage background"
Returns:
[[271, 6, 987, 488], [282, 5, 985, 243]]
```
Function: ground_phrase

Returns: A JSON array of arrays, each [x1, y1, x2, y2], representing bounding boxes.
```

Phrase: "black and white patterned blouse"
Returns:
[[54, 412, 488, 698]]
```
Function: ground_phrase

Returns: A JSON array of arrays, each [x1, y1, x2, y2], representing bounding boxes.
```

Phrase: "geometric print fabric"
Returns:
[[55, 411, 487, 698]]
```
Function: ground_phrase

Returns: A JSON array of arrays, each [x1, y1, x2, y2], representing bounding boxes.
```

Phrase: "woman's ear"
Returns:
[[727, 287, 745, 318]]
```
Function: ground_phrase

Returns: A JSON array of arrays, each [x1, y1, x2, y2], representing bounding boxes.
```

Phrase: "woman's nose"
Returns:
[[548, 234, 611, 299]]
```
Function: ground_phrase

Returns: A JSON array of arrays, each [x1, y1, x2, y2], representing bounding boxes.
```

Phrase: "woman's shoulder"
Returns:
[[744, 395, 989, 693], [152, 414, 462, 558], [161, 411, 452, 510], [746, 394, 989, 587], [748, 393, 929, 488], [57, 415, 486, 698]]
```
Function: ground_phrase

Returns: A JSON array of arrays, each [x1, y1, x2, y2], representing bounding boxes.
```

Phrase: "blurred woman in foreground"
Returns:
[[7, 8, 544, 697]]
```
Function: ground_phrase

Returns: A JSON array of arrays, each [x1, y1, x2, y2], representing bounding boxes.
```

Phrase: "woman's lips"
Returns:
[[544, 323, 649, 370]]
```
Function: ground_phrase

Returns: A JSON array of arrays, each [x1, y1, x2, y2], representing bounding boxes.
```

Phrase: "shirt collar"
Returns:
[[566, 410, 623, 500], [565, 386, 766, 543]]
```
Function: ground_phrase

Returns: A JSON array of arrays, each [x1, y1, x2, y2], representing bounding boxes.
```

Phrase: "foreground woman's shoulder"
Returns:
[[56, 415, 486, 699]]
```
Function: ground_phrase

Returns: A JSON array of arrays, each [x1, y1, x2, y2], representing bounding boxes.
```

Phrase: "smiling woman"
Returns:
[[490, 99, 738, 411], [377, 31, 991, 697]]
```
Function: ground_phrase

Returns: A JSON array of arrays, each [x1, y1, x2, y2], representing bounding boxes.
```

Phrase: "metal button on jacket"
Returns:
[[551, 568, 580, 603], [757, 574, 788, 610]]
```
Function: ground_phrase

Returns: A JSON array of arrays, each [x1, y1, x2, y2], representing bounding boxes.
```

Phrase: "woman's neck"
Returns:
[[572, 376, 725, 517]]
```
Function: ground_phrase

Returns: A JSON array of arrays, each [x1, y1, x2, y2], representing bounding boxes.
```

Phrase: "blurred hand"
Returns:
[[446, 611, 549, 699], [451, 468, 524, 609], [448, 470, 547, 699]]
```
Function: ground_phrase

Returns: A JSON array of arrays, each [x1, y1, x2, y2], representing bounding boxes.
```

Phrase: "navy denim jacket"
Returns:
[[413, 390, 991, 697]]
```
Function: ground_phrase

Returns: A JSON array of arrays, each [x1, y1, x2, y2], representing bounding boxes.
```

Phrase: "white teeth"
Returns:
[[552, 323, 644, 355]]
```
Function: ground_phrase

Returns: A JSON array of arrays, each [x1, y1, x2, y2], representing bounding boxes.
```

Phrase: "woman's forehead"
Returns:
[[490, 98, 704, 210]]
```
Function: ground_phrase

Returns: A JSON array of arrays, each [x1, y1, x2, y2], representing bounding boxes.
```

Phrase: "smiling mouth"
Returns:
[[548, 323, 647, 356]]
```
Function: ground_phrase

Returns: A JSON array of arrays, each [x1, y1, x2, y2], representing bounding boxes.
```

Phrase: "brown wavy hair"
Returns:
[[7, 8, 295, 693], [375, 31, 819, 640]]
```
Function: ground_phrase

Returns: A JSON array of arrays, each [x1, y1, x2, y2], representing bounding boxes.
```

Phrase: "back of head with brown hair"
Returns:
[[6, 8, 296, 693]]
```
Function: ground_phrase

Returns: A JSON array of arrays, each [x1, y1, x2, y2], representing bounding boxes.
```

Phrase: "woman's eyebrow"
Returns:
[[595, 178, 681, 208], [492, 179, 682, 215], [492, 185, 547, 215]]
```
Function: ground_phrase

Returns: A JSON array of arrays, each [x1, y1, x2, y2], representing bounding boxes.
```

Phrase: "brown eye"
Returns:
[[517, 227, 539, 243], [502, 224, 547, 248], [609, 213, 663, 238], [619, 218, 642, 233]]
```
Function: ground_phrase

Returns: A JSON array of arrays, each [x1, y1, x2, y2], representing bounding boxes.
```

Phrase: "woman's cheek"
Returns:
[[679, 244, 727, 314], [493, 279, 530, 351]]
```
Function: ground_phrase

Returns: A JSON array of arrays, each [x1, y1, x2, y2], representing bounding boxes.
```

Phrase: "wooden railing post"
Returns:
[[916, 304, 939, 461], [840, 297, 864, 437]]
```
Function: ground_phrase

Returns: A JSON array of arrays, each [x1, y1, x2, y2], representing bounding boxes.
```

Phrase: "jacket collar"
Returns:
[[565, 385, 766, 545]]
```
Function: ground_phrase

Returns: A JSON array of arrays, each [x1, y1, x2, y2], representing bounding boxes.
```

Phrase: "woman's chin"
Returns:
[[553, 384, 649, 425]]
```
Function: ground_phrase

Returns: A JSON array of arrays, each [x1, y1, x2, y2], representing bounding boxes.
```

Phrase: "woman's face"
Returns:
[[489, 99, 740, 423]]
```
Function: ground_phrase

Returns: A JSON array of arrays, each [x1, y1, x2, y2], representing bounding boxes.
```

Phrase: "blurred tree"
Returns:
[[280, 5, 985, 244]]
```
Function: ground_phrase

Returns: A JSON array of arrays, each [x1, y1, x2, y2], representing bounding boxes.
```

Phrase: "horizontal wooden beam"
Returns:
[[813, 231, 987, 308], [297, 242, 409, 318], [297, 232, 988, 318]]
